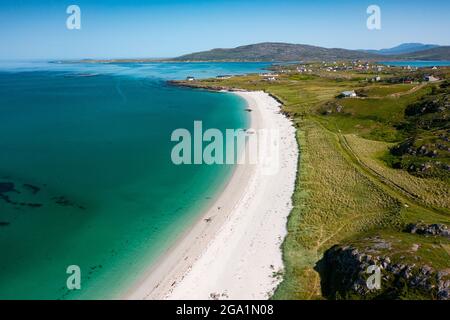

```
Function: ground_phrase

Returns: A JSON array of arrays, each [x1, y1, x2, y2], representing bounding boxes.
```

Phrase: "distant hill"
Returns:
[[362, 43, 440, 55], [394, 46, 450, 60], [172, 42, 382, 62], [69, 43, 450, 64]]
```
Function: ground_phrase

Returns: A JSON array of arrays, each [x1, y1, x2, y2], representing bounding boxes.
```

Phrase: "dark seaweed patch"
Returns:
[[52, 196, 86, 210], [0, 192, 42, 208], [23, 184, 41, 195], [0, 182, 16, 193]]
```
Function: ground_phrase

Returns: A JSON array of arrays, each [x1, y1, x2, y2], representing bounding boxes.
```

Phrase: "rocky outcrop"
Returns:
[[320, 244, 449, 300], [405, 223, 450, 238], [167, 80, 246, 92]]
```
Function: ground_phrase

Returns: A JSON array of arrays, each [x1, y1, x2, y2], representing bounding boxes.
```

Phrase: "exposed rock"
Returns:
[[209, 292, 220, 300], [405, 223, 450, 238], [320, 245, 449, 300]]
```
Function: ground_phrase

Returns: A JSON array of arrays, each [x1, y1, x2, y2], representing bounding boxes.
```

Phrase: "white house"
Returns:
[[372, 76, 381, 82], [341, 90, 357, 98], [424, 75, 439, 82], [186, 76, 195, 81]]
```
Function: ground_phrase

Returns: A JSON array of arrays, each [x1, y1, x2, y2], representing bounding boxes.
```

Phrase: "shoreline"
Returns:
[[124, 91, 298, 300]]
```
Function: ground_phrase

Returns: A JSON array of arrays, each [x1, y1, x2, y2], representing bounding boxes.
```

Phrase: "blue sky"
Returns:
[[1, 0, 449, 59]]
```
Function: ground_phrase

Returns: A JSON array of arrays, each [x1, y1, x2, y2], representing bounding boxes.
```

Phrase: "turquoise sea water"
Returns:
[[0, 62, 270, 299], [380, 60, 450, 67]]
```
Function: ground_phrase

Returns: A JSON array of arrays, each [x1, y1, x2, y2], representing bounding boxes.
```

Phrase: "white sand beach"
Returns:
[[125, 91, 298, 300]]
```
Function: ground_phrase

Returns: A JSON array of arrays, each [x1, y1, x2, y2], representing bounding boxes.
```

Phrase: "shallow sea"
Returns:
[[0, 61, 270, 299]]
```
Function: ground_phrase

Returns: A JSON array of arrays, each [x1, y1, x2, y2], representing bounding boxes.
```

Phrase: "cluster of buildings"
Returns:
[[402, 65, 419, 71], [185, 61, 443, 87], [295, 61, 385, 74], [296, 66, 313, 73], [395, 65, 439, 72], [259, 73, 279, 81]]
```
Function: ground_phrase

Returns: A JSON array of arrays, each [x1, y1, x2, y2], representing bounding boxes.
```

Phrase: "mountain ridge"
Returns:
[[362, 43, 440, 55], [390, 46, 450, 60], [172, 42, 381, 62], [172, 42, 450, 62]]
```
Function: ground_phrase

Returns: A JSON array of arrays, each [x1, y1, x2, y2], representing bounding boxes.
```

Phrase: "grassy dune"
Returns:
[[273, 120, 403, 299], [344, 134, 450, 213]]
